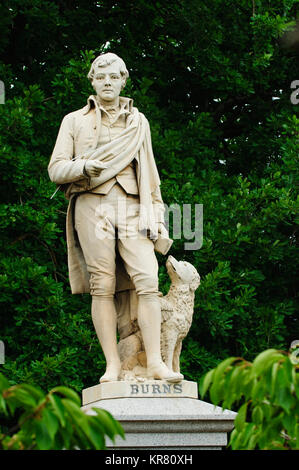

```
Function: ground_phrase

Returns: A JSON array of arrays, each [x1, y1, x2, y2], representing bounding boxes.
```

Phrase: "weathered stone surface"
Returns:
[[82, 380, 198, 405], [81, 387, 237, 450]]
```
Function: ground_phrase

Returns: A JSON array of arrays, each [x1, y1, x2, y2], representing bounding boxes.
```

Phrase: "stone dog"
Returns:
[[118, 255, 201, 380]]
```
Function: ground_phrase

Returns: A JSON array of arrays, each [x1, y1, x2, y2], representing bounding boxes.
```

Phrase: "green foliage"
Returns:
[[0, 373, 124, 450], [199, 348, 299, 450], [0, 0, 298, 390]]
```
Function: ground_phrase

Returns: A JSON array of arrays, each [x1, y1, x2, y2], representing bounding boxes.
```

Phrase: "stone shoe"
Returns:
[[147, 361, 183, 383], [99, 363, 121, 383]]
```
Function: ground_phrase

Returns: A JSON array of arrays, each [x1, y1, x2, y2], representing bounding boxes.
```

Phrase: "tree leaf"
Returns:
[[86, 419, 106, 449], [214, 357, 237, 384], [247, 430, 260, 450], [282, 412, 295, 436], [41, 407, 59, 440], [62, 398, 90, 437], [92, 408, 124, 440], [252, 405, 263, 425], [51, 386, 81, 406], [276, 386, 295, 414], [10, 386, 38, 408], [0, 374, 9, 392], [252, 349, 285, 376], [209, 357, 238, 405], [49, 393, 66, 427], [270, 361, 280, 399], [34, 420, 53, 450], [0, 393, 7, 415], [199, 368, 214, 398], [234, 402, 248, 432], [20, 384, 44, 401]]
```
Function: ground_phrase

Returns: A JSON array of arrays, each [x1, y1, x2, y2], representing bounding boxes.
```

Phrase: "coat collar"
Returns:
[[82, 95, 133, 115]]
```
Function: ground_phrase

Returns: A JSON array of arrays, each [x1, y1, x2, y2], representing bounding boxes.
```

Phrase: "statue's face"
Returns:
[[92, 62, 125, 103]]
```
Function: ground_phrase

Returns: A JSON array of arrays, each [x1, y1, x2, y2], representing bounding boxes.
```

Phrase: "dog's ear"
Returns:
[[190, 275, 200, 292]]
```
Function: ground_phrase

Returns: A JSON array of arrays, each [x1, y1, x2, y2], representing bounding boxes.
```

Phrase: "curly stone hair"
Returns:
[[87, 52, 129, 90]]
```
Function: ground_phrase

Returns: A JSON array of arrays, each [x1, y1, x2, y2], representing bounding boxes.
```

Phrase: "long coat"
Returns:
[[48, 96, 172, 330]]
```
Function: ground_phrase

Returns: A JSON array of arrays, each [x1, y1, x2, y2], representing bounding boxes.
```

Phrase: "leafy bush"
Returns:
[[200, 348, 299, 450], [0, 373, 124, 450]]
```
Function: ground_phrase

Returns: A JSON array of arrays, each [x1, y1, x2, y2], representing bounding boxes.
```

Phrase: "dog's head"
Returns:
[[166, 255, 200, 292]]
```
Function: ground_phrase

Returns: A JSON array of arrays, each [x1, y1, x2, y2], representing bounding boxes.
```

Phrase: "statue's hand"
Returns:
[[157, 222, 169, 238], [84, 160, 108, 178]]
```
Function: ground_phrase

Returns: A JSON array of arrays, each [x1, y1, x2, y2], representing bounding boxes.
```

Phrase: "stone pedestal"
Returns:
[[81, 380, 236, 450]]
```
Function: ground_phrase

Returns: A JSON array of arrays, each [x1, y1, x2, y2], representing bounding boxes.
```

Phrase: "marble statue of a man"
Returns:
[[48, 53, 181, 383]]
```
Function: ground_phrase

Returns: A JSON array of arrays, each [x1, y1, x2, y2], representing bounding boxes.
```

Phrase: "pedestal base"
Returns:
[[81, 381, 236, 450], [82, 379, 198, 404]]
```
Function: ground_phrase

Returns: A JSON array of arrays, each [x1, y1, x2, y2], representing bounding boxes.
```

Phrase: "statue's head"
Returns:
[[87, 53, 129, 102]]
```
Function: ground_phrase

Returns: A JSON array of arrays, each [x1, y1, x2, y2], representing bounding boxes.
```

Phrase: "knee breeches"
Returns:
[[74, 184, 159, 297]]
